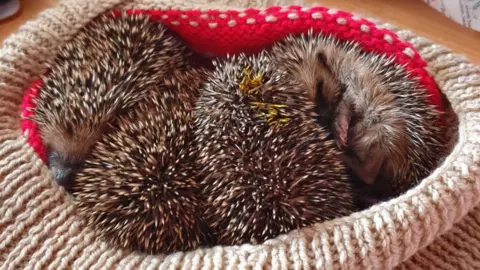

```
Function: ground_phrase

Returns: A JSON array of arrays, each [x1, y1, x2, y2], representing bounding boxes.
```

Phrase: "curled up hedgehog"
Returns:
[[71, 78, 208, 254], [33, 12, 205, 187], [194, 52, 355, 246], [271, 31, 446, 202]]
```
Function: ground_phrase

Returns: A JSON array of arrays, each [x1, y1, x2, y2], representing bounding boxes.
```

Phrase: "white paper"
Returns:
[[424, 0, 480, 31]]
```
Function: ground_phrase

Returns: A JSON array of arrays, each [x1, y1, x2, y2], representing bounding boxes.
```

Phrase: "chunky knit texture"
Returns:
[[0, 0, 479, 269]]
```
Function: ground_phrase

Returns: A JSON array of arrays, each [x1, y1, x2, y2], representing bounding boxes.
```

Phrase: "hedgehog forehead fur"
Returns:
[[270, 30, 359, 106], [272, 30, 359, 75]]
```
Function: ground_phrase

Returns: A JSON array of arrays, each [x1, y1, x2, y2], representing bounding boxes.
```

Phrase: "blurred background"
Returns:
[[0, 0, 478, 63]]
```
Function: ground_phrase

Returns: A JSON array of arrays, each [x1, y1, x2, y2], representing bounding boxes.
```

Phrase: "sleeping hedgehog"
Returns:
[[194, 52, 355, 245], [33, 13, 205, 187], [272, 31, 446, 202]]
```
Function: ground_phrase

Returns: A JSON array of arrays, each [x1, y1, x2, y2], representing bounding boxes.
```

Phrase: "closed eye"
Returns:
[[315, 80, 325, 106]]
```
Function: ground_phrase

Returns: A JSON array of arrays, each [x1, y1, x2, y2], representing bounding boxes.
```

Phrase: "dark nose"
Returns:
[[48, 151, 78, 188], [51, 166, 75, 187]]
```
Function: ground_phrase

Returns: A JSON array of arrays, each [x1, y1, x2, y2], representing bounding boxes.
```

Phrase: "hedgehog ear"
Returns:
[[333, 101, 351, 149]]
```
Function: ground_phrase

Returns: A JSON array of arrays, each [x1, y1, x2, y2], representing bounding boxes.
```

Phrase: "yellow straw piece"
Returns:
[[236, 65, 291, 126]]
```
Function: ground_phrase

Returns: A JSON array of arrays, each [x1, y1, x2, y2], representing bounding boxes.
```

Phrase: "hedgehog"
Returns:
[[271, 31, 446, 201], [33, 12, 205, 187], [71, 79, 208, 254], [194, 52, 355, 246]]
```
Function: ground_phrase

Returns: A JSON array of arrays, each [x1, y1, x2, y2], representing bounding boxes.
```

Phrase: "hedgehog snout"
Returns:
[[48, 150, 82, 187]]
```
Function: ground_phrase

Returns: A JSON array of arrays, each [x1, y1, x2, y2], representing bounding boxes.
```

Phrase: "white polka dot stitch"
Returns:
[[208, 22, 217, 29], [361, 24, 370, 32], [384, 34, 393, 44], [287, 13, 299, 20], [265, 15, 277, 22], [336, 17, 347, 25], [403, 47, 415, 58], [312, 12, 323, 19]]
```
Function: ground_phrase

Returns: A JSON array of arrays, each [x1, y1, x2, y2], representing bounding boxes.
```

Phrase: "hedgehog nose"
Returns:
[[48, 151, 78, 188], [51, 166, 75, 187]]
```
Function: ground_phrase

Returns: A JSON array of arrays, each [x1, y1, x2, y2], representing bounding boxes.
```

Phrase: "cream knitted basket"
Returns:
[[1, 0, 479, 269]]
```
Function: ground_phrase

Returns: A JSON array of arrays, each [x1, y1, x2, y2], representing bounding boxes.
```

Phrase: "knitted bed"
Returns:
[[1, 0, 479, 269]]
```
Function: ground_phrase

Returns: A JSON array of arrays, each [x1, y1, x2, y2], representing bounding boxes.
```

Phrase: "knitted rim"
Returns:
[[1, 0, 479, 269], [20, 6, 447, 162]]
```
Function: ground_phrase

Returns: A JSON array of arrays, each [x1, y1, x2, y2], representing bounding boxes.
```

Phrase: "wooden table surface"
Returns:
[[0, 0, 479, 64]]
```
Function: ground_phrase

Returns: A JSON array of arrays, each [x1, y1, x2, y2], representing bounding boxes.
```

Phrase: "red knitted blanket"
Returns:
[[20, 6, 445, 162]]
